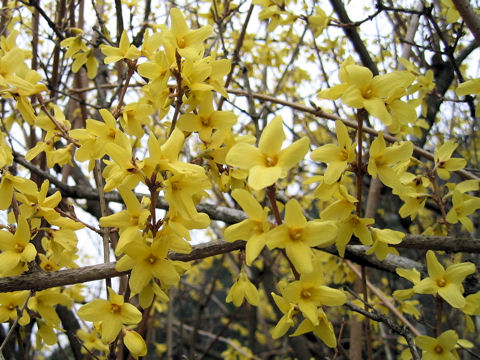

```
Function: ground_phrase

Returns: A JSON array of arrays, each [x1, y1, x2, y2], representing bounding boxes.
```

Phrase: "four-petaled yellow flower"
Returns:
[[115, 239, 180, 295], [365, 228, 404, 260], [266, 199, 337, 274], [224, 189, 270, 266], [283, 268, 346, 326], [413, 250, 475, 308], [177, 92, 237, 142], [434, 140, 466, 180], [456, 78, 480, 116], [416, 330, 458, 360], [226, 270, 259, 307], [77, 287, 142, 343], [310, 120, 356, 184], [290, 308, 337, 348], [226, 116, 309, 190], [334, 214, 374, 257], [0, 215, 36, 276], [100, 30, 141, 64], [368, 132, 413, 190], [445, 189, 480, 232], [318, 58, 414, 126]]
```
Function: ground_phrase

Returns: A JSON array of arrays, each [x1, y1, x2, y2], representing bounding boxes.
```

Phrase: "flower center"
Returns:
[[200, 116, 211, 127], [44, 263, 54, 271], [177, 37, 186, 49], [436, 278, 446, 287], [14, 243, 25, 253], [110, 304, 121, 314], [147, 255, 157, 264], [300, 288, 312, 300], [7, 304, 15, 311], [265, 155, 278, 167], [289, 228, 303, 241], [433, 344, 444, 354]]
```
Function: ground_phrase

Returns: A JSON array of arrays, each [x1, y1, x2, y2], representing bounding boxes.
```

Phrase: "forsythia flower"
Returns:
[[224, 189, 270, 265], [413, 251, 475, 308], [283, 264, 346, 326], [226, 116, 309, 190], [365, 228, 404, 260], [318, 59, 414, 126], [226, 270, 259, 307], [123, 329, 147, 358], [290, 308, 337, 348], [333, 214, 374, 257], [310, 120, 355, 184], [416, 330, 458, 360], [456, 78, 480, 116], [445, 189, 480, 232], [368, 132, 413, 189], [0, 215, 36, 276], [434, 140, 466, 180], [100, 30, 141, 64], [78, 287, 142, 343], [266, 199, 337, 274], [270, 292, 298, 338]]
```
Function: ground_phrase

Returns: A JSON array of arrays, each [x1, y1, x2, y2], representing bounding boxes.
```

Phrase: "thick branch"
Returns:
[[0, 240, 245, 292], [2, 235, 478, 293], [451, 0, 480, 46]]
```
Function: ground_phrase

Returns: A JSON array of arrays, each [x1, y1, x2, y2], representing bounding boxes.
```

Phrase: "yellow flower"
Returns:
[[99, 186, 150, 255], [100, 30, 141, 64], [77, 287, 142, 343], [70, 108, 123, 170], [270, 292, 298, 339], [226, 116, 309, 190], [416, 330, 458, 360], [76, 328, 109, 353], [120, 101, 153, 138], [163, 171, 211, 221], [290, 308, 337, 348], [103, 135, 145, 192], [440, 0, 460, 23], [123, 329, 147, 358], [163, 8, 212, 61], [456, 78, 480, 116], [226, 270, 259, 307], [413, 251, 475, 308], [60, 34, 87, 58], [368, 132, 413, 189], [318, 59, 414, 126], [27, 289, 72, 326], [310, 120, 356, 184], [365, 228, 404, 260], [0, 291, 30, 325], [445, 190, 480, 232], [72, 48, 98, 79], [333, 214, 374, 257], [115, 239, 180, 295], [0, 171, 37, 210], [0, 215, 36, 276], [224, 189, 270, 265], [283, 261, 346, 326], [434, 140, 466, 180], [177, 92, 237, 142], [393, 267, 421, 300], [266, 199, 337, 274]]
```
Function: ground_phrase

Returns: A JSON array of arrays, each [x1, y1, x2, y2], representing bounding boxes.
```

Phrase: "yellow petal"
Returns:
[[258, 116, 285, 156]]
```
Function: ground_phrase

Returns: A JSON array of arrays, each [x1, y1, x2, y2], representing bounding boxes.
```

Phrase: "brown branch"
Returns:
[[451, 0, 480, 46], [0, 240, 245, 293]]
